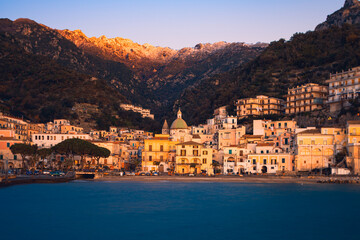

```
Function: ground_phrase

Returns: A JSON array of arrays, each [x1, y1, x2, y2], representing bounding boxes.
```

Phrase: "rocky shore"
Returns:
[[0, 175, 74, 188]]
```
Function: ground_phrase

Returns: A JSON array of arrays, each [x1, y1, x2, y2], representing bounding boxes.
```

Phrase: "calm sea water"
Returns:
[[1, 181, 360, 240]]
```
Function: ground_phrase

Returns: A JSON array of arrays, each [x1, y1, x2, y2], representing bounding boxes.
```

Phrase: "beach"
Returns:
[[97, 175, 360, 184]]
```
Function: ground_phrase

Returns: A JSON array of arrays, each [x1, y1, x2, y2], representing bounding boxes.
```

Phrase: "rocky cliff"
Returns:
[[315, 0, 360, 31]]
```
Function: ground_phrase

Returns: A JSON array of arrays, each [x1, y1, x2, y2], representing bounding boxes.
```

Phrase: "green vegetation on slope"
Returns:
[[178, 24, 360, 125], [0, 33, 161, 132]]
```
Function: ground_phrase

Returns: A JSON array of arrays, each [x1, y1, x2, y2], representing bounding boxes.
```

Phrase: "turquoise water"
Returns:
[[1, 181, 360, 240]]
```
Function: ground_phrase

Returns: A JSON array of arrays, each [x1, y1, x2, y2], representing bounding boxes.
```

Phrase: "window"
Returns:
[[252, 159, 256, 164], [311, 140, 315, 145], [261, 150, 264, 154], [282, 158, 285, 164], [263, 159, 267, 164], [266, 150, 269, 153], [7, 142, 10, 148], [160, 145, 163, 151], [0, 155, 2, 160], [160, 156, 163, 161], [240, 150, 243, 156], [149, 145, 152, 151], [229, 150, 232, 154], [203, 151, 208, 155], [14, 155, 17, 160], [149, 156, 152, 161], [193, 150, 198, 156], [202, 159, 207, 164], [47, 136, 49, 140], [181, 150, 186, 156], [285, 123, 288, 127]]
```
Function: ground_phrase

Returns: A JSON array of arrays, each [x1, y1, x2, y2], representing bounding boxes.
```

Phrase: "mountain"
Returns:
[[0, 18, 151, 106], [58, 29, 266, 113], [0, 18, 263, 129], [0, 19, 160, 132], [315, 0, 360, 31], [177, 24, 360, 125]]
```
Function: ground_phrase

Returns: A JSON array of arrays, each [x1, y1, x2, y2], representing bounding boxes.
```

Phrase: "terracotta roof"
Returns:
[[192, 134, 201, 139], [152, 137, 170, 140], [175, 141, 202, 146], [298, 129, 321, 134], [0, 137, 21, 141], [347, 120, 360, 124], [244, 135, 263, 138], [256, 142, 275, 147]]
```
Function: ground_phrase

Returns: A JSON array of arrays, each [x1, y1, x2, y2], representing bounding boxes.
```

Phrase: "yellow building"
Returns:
[[321, 127, 346, 153], [175, 141, 213, 175], [247, 153, 294, 174], [238, 135, 263, 145], [346, 121, 360, 174], [235, 95, 284, 118], [285, 83, 328, 114], [60, 125, 84, 134], [142, 134, 177, 172], [295, 129, 335, 171]]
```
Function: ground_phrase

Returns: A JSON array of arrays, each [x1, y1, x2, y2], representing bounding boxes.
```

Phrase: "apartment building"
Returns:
[[326, 66, 360, 112], [175, 141, 213, 175], [235, 95, 285, 118], [32, 133, 92, 148], [285, 83, 328, 114]]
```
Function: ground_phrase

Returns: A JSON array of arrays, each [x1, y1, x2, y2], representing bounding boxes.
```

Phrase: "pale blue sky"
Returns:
[[0, 0, 345, 49]]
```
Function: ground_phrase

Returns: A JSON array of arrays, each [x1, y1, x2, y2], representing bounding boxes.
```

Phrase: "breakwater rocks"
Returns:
[[0, 175, 75, 188], [317, 178, 360, 184]]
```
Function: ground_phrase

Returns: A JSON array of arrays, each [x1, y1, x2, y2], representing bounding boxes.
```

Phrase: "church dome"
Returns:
[[170, 108, 188, 129], [170, 118, 188, 129]]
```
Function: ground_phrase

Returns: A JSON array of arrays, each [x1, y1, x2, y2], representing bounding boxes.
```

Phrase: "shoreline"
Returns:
[[1, 175, 360, 188], [95, 175, 360, 185]]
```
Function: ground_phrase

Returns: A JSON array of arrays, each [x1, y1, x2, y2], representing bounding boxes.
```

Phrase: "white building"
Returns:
[[32, 133, 92, 148]]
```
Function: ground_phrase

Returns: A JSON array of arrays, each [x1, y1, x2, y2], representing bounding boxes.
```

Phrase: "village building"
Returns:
[[175, 141, 213, 175], [142, 134, 177, 173], [285, 83, 328, 114], [295, 129, 335, 172], [235, 95, 285, 118], [326, 66, 360, 112]]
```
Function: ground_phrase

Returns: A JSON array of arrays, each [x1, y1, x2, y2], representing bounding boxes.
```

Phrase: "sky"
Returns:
[[0, 0, 346, 49]]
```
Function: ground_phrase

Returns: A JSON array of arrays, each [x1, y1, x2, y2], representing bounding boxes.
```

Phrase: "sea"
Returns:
[[0, 181, 360, 240]]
